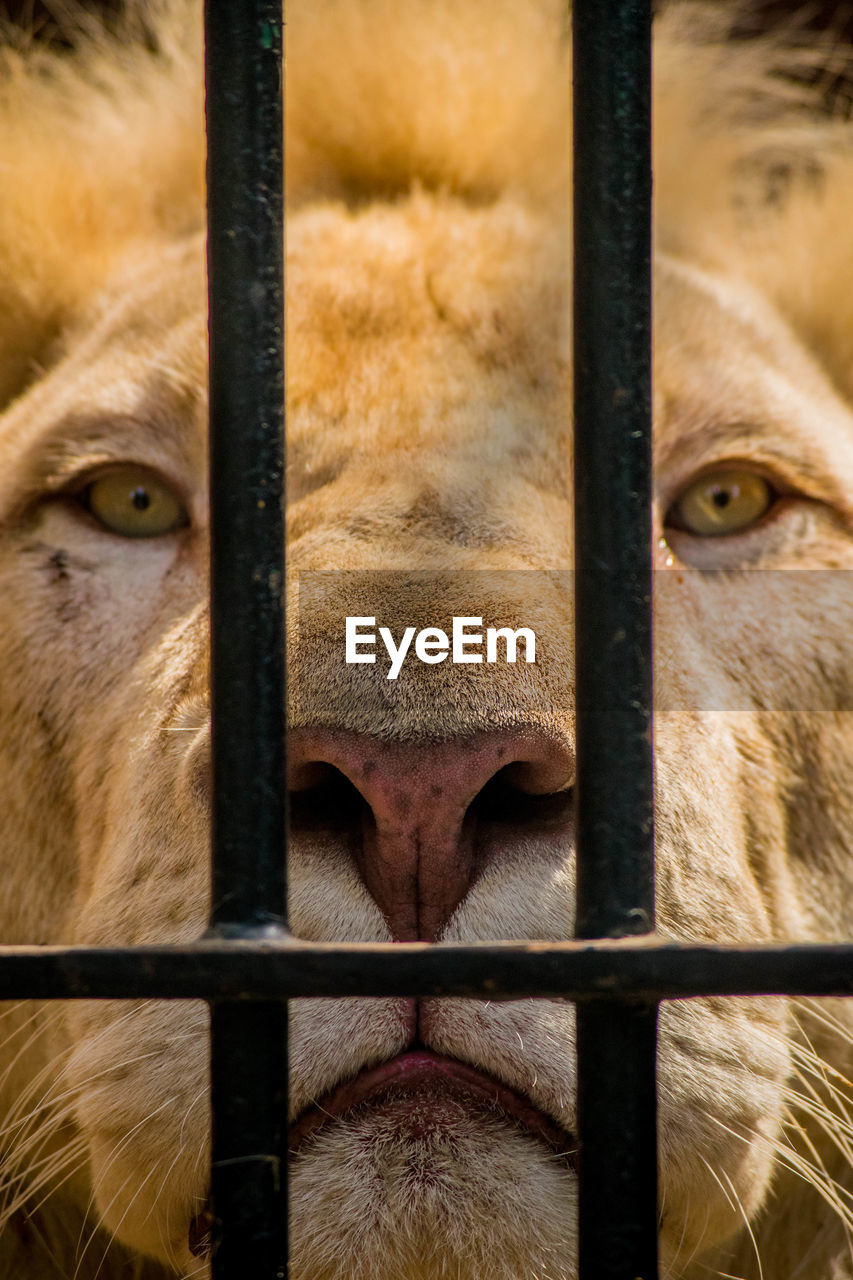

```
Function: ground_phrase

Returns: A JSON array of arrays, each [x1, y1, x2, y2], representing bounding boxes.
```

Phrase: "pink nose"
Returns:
[[288, 729, 573, 940]]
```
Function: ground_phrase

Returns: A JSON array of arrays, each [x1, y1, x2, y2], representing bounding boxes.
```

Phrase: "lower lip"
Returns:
[[288, 1049, 575, 1162]]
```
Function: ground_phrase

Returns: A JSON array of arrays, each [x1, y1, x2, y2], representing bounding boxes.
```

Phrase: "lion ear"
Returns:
[[729, 158, 853, 409], [650, 8, 853, 411], [0, 7, 204, 416]]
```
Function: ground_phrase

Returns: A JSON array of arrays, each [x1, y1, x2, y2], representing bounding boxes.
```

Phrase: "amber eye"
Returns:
[[667, 468, 774, 537], [83, 466, 188, 538]]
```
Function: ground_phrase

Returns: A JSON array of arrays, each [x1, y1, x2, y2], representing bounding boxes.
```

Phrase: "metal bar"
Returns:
[[1, 940, 853, 1000], [209, 1001, 288, 1278], [572, 0, 654, 939], [205, 2, 287, 1276], [572, 2, 657, 1277], [206, 2, 286, 935], [576, 1005, 658, 1276]]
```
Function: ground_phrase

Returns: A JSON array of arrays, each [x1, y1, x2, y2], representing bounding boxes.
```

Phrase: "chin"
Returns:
[[288, 1061, 578, 1280]]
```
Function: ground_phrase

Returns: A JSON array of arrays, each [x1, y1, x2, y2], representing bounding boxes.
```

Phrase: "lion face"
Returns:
[[2, 172, 853, 1279]]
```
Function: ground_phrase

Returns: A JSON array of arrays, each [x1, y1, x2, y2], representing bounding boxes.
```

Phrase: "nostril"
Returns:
[[471, 767, 573, 828], [289, 764, 368, 833], [501, 754, 573, 795]]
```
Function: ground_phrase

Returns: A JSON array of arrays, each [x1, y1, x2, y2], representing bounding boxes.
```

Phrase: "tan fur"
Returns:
[[3, 2, 853, 1277]]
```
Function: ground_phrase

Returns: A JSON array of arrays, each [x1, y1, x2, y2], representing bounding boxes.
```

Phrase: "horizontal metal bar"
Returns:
[[1, 939, 853, 1001]]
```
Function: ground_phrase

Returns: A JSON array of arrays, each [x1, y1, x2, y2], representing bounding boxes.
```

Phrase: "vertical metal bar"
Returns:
[[208, 1002, 288, 1278], [572, 5, 653, 927], [572, 2, 658, 1278], [205, 2, 287, 1276], [205, 4, 285, 932], [575, 1004, 659, 1279]]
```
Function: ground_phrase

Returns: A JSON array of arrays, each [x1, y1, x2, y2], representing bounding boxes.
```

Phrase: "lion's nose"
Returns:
[[287, 729, 574, 940]]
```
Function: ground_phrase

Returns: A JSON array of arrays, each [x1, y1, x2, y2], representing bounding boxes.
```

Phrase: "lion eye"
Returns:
[[666, 468, 773, 537], [83, 466, 188, 538]]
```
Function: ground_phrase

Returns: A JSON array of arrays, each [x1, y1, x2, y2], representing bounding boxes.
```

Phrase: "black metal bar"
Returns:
[[1, 940, 853, 1000], [576, 1005, 658, 1276], [205, 2, 287, 1276], [572, 0, 654, 940], [572, 2, 657, 1277], [209, 1002, 288, 1279], [206, 1, 286, 935]]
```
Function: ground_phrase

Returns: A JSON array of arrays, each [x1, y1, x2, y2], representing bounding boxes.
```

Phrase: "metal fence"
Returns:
[[4, 1, 853, 1277]]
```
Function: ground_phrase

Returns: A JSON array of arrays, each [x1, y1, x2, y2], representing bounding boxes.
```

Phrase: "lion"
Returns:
[[2, 1, 853, 1276]]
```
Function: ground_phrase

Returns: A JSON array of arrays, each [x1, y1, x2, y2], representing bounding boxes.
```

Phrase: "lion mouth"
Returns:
[[188, 1050, 576, 1257], [288, 1048, 577, 1163]]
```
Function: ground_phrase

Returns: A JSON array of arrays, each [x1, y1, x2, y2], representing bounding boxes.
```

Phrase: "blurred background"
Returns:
[[2, 1, 853, 44], [2, 1, 852, 113]]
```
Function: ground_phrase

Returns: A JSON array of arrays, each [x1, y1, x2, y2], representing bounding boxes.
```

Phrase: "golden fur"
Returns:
[[2, 2, 853, 1277]]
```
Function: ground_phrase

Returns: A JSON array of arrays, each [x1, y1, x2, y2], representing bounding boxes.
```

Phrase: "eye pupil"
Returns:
[[712, 489, 730, 509], [131, 488, 151, 511]]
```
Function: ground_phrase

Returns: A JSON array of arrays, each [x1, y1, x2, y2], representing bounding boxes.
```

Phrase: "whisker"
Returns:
[[697, 1154, 763, 1280], [83, 1163, 159, 1280]]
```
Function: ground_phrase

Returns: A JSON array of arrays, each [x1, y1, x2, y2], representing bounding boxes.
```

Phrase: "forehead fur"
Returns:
[[1, 0, 852, 409]]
